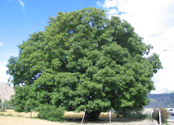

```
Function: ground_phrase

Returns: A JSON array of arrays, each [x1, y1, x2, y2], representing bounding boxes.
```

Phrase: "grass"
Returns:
[[0, 116, 151, 125], [0, 108, 161, 125], [0, 116, 64, 125], [0, 110, 118, 118], [0, 113, 13, 116], [0, 108, 6, 112], [0, 109, 38, 118]]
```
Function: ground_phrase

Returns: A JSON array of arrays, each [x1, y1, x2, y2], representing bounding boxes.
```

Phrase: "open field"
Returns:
[[0, 116, 158, 125], [0, 110, 119, 118], [0, 108, 170, 125], [0, 108, 156, 118]]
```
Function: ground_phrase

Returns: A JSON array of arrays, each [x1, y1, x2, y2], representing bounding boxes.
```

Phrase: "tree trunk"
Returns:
[[84, 111, 100, 121], [30, 111, 32, 118]]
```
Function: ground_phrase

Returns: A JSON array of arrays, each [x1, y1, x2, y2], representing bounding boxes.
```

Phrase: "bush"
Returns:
[[115, 110, 147, 119], [152, 108, 169, 124], [3, 99, 14, 109], [0, 108, 6, 112], [37, 104, 64, 122]]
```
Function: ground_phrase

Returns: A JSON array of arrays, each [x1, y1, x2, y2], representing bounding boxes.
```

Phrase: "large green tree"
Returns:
[[7, 7, 162, 120]]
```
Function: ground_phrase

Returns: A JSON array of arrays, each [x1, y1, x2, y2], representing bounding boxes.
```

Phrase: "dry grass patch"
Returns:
[[0, 116, 63, 125], [0, 116, 157, 125], [0, 109, 161, 125], [1, 110, 117, 118], [1, 109, 155, 119], [1, 110, 37, 118]]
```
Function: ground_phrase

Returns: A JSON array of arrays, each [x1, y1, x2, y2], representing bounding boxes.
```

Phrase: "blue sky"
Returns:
[[1, 0, 174, 94]]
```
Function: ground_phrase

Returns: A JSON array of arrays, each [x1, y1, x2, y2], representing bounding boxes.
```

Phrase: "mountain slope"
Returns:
[[145, 93, 174, 108], [0, 82, 14, 103]]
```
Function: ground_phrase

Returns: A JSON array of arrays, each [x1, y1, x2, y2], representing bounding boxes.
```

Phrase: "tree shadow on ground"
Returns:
[[64, 117, 145, 124]]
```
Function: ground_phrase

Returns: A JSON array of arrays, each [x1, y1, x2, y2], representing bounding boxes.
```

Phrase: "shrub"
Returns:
[[37, 104, 64, 122], [115, 110, 147, 119], [152, 108, 169, 124], [3, 99, 14, 109], [0, 108, 6, 112]]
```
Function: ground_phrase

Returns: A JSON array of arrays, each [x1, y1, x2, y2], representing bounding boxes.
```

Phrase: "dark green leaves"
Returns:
[[7, 7, 162, 117]]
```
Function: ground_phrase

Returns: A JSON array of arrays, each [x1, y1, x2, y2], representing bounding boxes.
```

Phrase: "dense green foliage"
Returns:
[[116, 109, 146, 119], [152, 108, 169, 124], [37, 104, 64, 122], [7, 7, 162, 120], [9, 85, 37, 112]]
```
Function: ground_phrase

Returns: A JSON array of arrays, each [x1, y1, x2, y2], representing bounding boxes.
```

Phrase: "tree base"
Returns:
[[84, 111, 100, 121]]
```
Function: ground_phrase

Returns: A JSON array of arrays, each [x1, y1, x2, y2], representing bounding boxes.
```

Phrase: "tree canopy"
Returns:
[[7, 7, 162, 120]]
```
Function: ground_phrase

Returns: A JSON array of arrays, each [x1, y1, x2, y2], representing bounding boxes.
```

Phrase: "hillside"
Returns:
[[145, 92, 174, 108], [0, 82, 14, 103]]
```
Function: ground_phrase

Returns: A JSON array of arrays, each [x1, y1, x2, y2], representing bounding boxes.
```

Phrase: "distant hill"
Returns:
[[145, 92, 174, 108], [0, 82, 14, 103], [0, 81, 173, 108]]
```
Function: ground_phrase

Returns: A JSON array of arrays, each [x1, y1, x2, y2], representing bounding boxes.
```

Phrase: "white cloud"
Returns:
[[100, 0, 174, 93], [0, 61, 10, 83], [0, 41, 2, 46], [0, 52, 18, 84], [107, 8, 118, 19], [151, 66, 174, 94], [18, 0, 25, 11], [107, 8, 118, 15], [96, 1, 102, 7], [103, 0, 118, 8]]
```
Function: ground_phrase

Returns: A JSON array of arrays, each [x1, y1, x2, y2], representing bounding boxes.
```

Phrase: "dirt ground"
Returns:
[[0, 116, 159, 125], [0, 109, 173, 125]]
